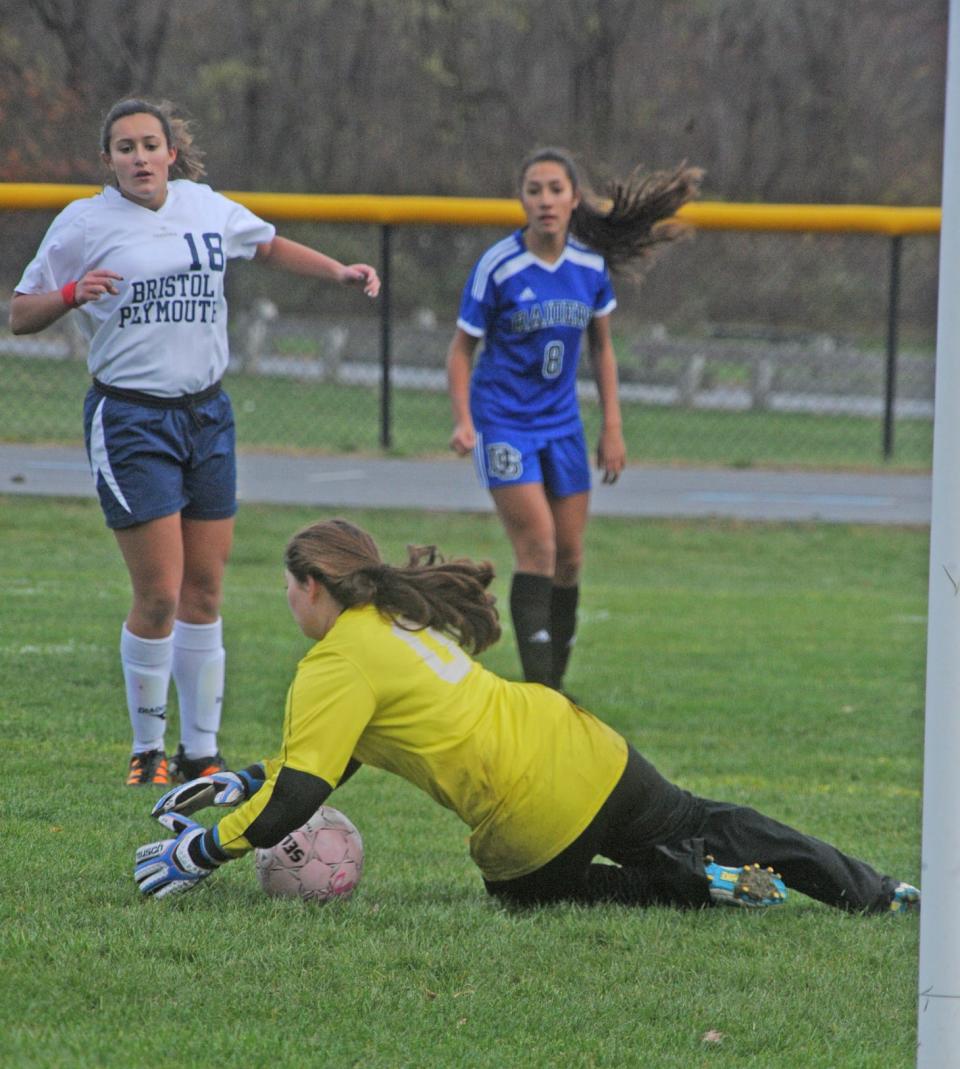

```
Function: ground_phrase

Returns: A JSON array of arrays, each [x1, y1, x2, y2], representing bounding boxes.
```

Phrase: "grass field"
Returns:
[[1, 497, 926, 1068], [1, 353, 934, 470]]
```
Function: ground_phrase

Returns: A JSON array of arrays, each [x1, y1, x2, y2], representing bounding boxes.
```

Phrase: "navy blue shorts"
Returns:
[[83, 382, 238, 530], [472, 423, 591, 497]]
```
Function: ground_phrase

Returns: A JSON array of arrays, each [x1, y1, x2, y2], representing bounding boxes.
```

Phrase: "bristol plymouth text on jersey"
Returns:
[[119, 272, 219, 328]]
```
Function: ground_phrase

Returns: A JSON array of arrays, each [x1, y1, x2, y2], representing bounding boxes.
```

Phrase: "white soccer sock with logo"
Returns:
[[172, 618, 225, 759], [120, 624, 173, 753]]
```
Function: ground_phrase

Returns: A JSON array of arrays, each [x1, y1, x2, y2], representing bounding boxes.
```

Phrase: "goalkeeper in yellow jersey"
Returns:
[[136, 518, 919, 915]]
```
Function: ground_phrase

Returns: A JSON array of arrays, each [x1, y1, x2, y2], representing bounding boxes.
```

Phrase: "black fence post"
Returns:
[[882, 234, 903, 460], [380, 224, 392, 450]]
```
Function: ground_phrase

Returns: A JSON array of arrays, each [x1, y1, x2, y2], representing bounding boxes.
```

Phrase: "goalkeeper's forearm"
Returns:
[[219, 766, 333, 850], [213, 762, 361, 853]]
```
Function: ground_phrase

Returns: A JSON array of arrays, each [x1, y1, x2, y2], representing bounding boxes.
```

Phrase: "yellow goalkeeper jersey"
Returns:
[[217, 604, 627, 881]]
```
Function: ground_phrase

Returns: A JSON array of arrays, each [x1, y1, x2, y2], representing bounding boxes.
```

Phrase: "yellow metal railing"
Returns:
[[1, 183, 941, 453], [0, 182, 942, 235]]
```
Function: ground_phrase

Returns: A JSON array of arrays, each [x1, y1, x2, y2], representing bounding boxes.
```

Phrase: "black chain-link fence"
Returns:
[[1, 221, 938, 470]]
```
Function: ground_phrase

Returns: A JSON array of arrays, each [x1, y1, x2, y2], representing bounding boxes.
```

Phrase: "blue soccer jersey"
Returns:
[[457, 230, 617, 434]]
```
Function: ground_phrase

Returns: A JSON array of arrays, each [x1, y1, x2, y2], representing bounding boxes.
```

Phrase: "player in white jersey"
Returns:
[[9, 98, 380, 788], [446, 149, 701, 692]]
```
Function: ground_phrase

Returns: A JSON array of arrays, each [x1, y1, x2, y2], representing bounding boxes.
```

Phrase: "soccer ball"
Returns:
[[254, 806, 364, 903]]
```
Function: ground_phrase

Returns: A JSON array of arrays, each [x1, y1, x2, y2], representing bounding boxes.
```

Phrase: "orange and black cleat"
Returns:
[[168, 743, 227, 783], [126, 749, 169, 787]]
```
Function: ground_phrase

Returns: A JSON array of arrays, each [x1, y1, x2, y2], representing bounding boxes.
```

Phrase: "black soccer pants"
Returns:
[[484, 745, 899, 913]]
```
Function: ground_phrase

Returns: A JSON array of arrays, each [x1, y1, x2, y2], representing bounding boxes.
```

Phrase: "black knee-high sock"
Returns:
[[510, 572, 554, 685], [551, 584, 579, 689]]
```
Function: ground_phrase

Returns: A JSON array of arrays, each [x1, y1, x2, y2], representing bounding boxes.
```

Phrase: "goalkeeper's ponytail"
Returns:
[[284, 519, 501, 654]]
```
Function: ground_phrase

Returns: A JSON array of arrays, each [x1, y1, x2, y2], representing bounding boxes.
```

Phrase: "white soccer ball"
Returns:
[[254, 805, 364, 903]]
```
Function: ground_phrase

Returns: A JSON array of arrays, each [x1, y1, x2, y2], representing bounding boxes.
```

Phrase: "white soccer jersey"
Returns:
[[15, 182, 276, 396]]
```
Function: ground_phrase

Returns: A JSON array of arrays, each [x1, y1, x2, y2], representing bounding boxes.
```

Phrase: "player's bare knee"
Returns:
[[178, 577, 223, 621], [132, 590, 179, 633], [515, 540, 556, 575]]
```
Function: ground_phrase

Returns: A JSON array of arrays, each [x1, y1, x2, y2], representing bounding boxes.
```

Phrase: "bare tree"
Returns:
[[0, 0, 946, 331], [25, 0, 170, 102]]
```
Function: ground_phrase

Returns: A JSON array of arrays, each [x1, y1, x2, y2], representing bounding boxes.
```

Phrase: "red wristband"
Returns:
[[61, 281, 79, 308]]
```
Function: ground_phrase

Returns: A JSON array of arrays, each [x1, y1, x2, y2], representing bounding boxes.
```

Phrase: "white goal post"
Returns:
[[918, 1, 960, 1064]]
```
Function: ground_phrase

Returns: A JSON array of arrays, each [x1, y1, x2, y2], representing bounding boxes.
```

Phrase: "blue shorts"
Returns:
[[473, 424, 591, 497], [83, 382, 238, 530]]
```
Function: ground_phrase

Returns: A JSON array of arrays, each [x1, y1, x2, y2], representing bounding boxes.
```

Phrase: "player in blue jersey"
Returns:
[[9, 98, 380, 788], [447, 148, 701, 690]]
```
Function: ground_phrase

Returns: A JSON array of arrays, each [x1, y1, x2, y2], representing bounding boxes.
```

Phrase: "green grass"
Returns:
[[0, 498, 926, 1068], [0, 353, 933, 468]]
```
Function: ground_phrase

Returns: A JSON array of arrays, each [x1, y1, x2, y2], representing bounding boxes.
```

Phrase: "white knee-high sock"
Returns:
[[172, 618, 225, 759], [120, 624, 173, 753]]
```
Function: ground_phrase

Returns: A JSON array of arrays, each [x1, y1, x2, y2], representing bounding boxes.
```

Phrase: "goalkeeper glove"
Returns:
[[151, 764, 265, 819], [134, 813, 223, 899]]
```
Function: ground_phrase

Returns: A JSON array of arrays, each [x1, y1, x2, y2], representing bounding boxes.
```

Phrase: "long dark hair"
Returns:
[[100, 97, 206, 182], [284, 518, 501, 654], [519, 147, 703, 275]]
